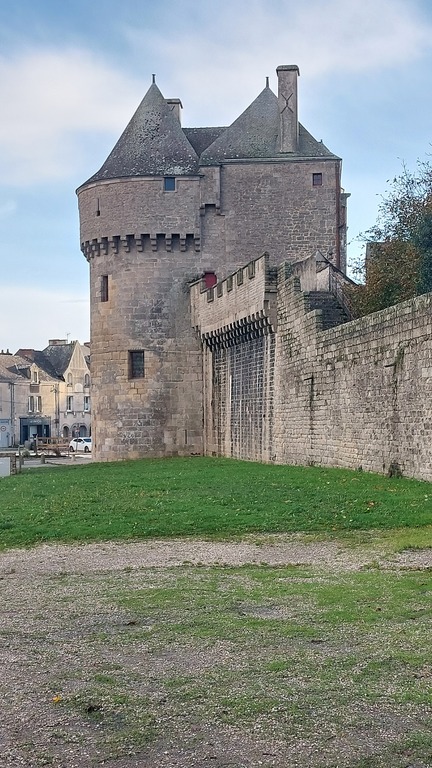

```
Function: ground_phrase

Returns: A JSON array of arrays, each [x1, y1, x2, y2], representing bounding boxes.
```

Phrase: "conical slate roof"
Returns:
[[84, 82, 199, 184], [199, 85, 338, 164], [200, 86, 279, 164], [81, 78, 338, 187]]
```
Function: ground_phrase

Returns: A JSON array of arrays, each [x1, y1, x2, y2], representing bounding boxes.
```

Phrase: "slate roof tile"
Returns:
[[83, 82, 200, 184]]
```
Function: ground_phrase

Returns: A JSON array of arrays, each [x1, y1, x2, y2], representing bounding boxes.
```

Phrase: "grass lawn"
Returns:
[[0, 456, 431, 550]]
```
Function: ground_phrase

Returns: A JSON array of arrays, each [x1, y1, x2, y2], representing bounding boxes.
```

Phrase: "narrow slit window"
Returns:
[[312, 173, 323, 186], [101, 275, 108, 302], [164, 177, 176, 191], [129, 350, 145, 379]]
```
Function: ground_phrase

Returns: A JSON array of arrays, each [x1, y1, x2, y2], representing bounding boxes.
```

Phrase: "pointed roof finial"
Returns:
[[152, 74, 156, 84], [266, 76, 269, 88]]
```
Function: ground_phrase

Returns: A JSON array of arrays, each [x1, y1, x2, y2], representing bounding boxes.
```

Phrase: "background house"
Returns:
[[0, 340, 90, 447]]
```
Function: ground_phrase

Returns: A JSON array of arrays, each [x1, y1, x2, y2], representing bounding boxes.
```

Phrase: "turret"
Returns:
[[76, 77, 206, 462]]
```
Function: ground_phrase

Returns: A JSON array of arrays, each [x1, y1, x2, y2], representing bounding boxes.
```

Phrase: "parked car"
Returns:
[[69, 437, 92, 453]]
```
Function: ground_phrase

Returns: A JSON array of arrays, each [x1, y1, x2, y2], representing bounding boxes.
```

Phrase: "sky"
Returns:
[[1, 0, 432, 353]]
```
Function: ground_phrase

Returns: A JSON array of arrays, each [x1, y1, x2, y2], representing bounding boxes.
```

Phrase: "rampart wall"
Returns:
[[191, 253, 277, 461], [193, 258, 432, 480], [274, 275, 432, 480]]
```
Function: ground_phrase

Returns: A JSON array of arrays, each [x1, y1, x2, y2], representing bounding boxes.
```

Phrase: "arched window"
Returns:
[[79, 425, 87, 437], [67, 373, 73, 386], [62, 425, 70, 438]]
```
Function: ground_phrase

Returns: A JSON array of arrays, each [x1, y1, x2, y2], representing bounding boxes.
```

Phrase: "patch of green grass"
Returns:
[[116, 565, 432, 647], [14, 561, 430, 766], [62, 685, 156, 754], [0, 456, 431, 549], [110, 564, 432, 755]]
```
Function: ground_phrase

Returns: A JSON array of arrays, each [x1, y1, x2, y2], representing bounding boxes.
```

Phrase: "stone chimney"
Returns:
[[276, 65, 300, 153], [166, 98, 183, 124]]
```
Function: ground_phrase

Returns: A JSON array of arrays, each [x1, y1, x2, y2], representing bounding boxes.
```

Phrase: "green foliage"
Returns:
[[351, 160, 432, 315], [412, 208, 432, 293], [0, 457, 431, 550]]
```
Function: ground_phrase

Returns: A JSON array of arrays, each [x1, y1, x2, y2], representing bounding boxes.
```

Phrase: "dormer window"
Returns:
[[32, 370, 39, 384], [164, 177, 175, 191]]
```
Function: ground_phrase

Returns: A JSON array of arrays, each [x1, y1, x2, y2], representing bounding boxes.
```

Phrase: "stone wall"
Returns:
[[78, 177, 201, 244], [195, 259, 432, 481], [206, 159, 343, 270], [191, 253, 277, 462], [88, 237, 206, 461], [274, 274, 432, 480]]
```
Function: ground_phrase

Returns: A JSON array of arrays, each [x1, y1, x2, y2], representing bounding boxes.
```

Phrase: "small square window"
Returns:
[[129, 350, 145, 379], [164, 177, 176, 191], [312, 173, 323, 186]]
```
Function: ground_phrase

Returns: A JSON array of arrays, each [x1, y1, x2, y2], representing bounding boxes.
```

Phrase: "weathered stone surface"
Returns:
[[194, 256, 432, 481]]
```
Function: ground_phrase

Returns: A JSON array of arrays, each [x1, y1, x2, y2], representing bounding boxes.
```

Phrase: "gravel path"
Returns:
[[1, 536, 431, 768], [1, 534, 430, 578]]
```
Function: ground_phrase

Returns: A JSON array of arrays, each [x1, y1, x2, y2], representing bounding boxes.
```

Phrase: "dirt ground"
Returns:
[[0, 536, 431, 768]]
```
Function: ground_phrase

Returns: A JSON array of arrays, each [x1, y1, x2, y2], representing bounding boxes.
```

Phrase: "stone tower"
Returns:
[[77, 67, 347, 461]]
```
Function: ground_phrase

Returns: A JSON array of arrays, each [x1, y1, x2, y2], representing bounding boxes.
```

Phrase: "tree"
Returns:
[[350, 160, 432, 316]]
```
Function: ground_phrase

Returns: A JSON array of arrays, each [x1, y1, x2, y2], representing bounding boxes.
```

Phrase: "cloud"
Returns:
[[0, 285, 90, 352], [124, 0, 432, 125], [1, 1, 430, 184], [0, 48, 143, 185]]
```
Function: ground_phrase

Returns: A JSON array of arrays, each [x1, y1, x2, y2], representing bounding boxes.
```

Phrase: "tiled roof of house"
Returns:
[[41, 344, 75, 377], [15, 349, 63, 380], [0, 354, 30, 383], [83, 82, 200, 184]]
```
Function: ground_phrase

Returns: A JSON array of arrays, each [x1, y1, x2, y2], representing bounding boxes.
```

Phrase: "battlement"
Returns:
[[190, 253, 277, 347], [81, 232, 201, 260]]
